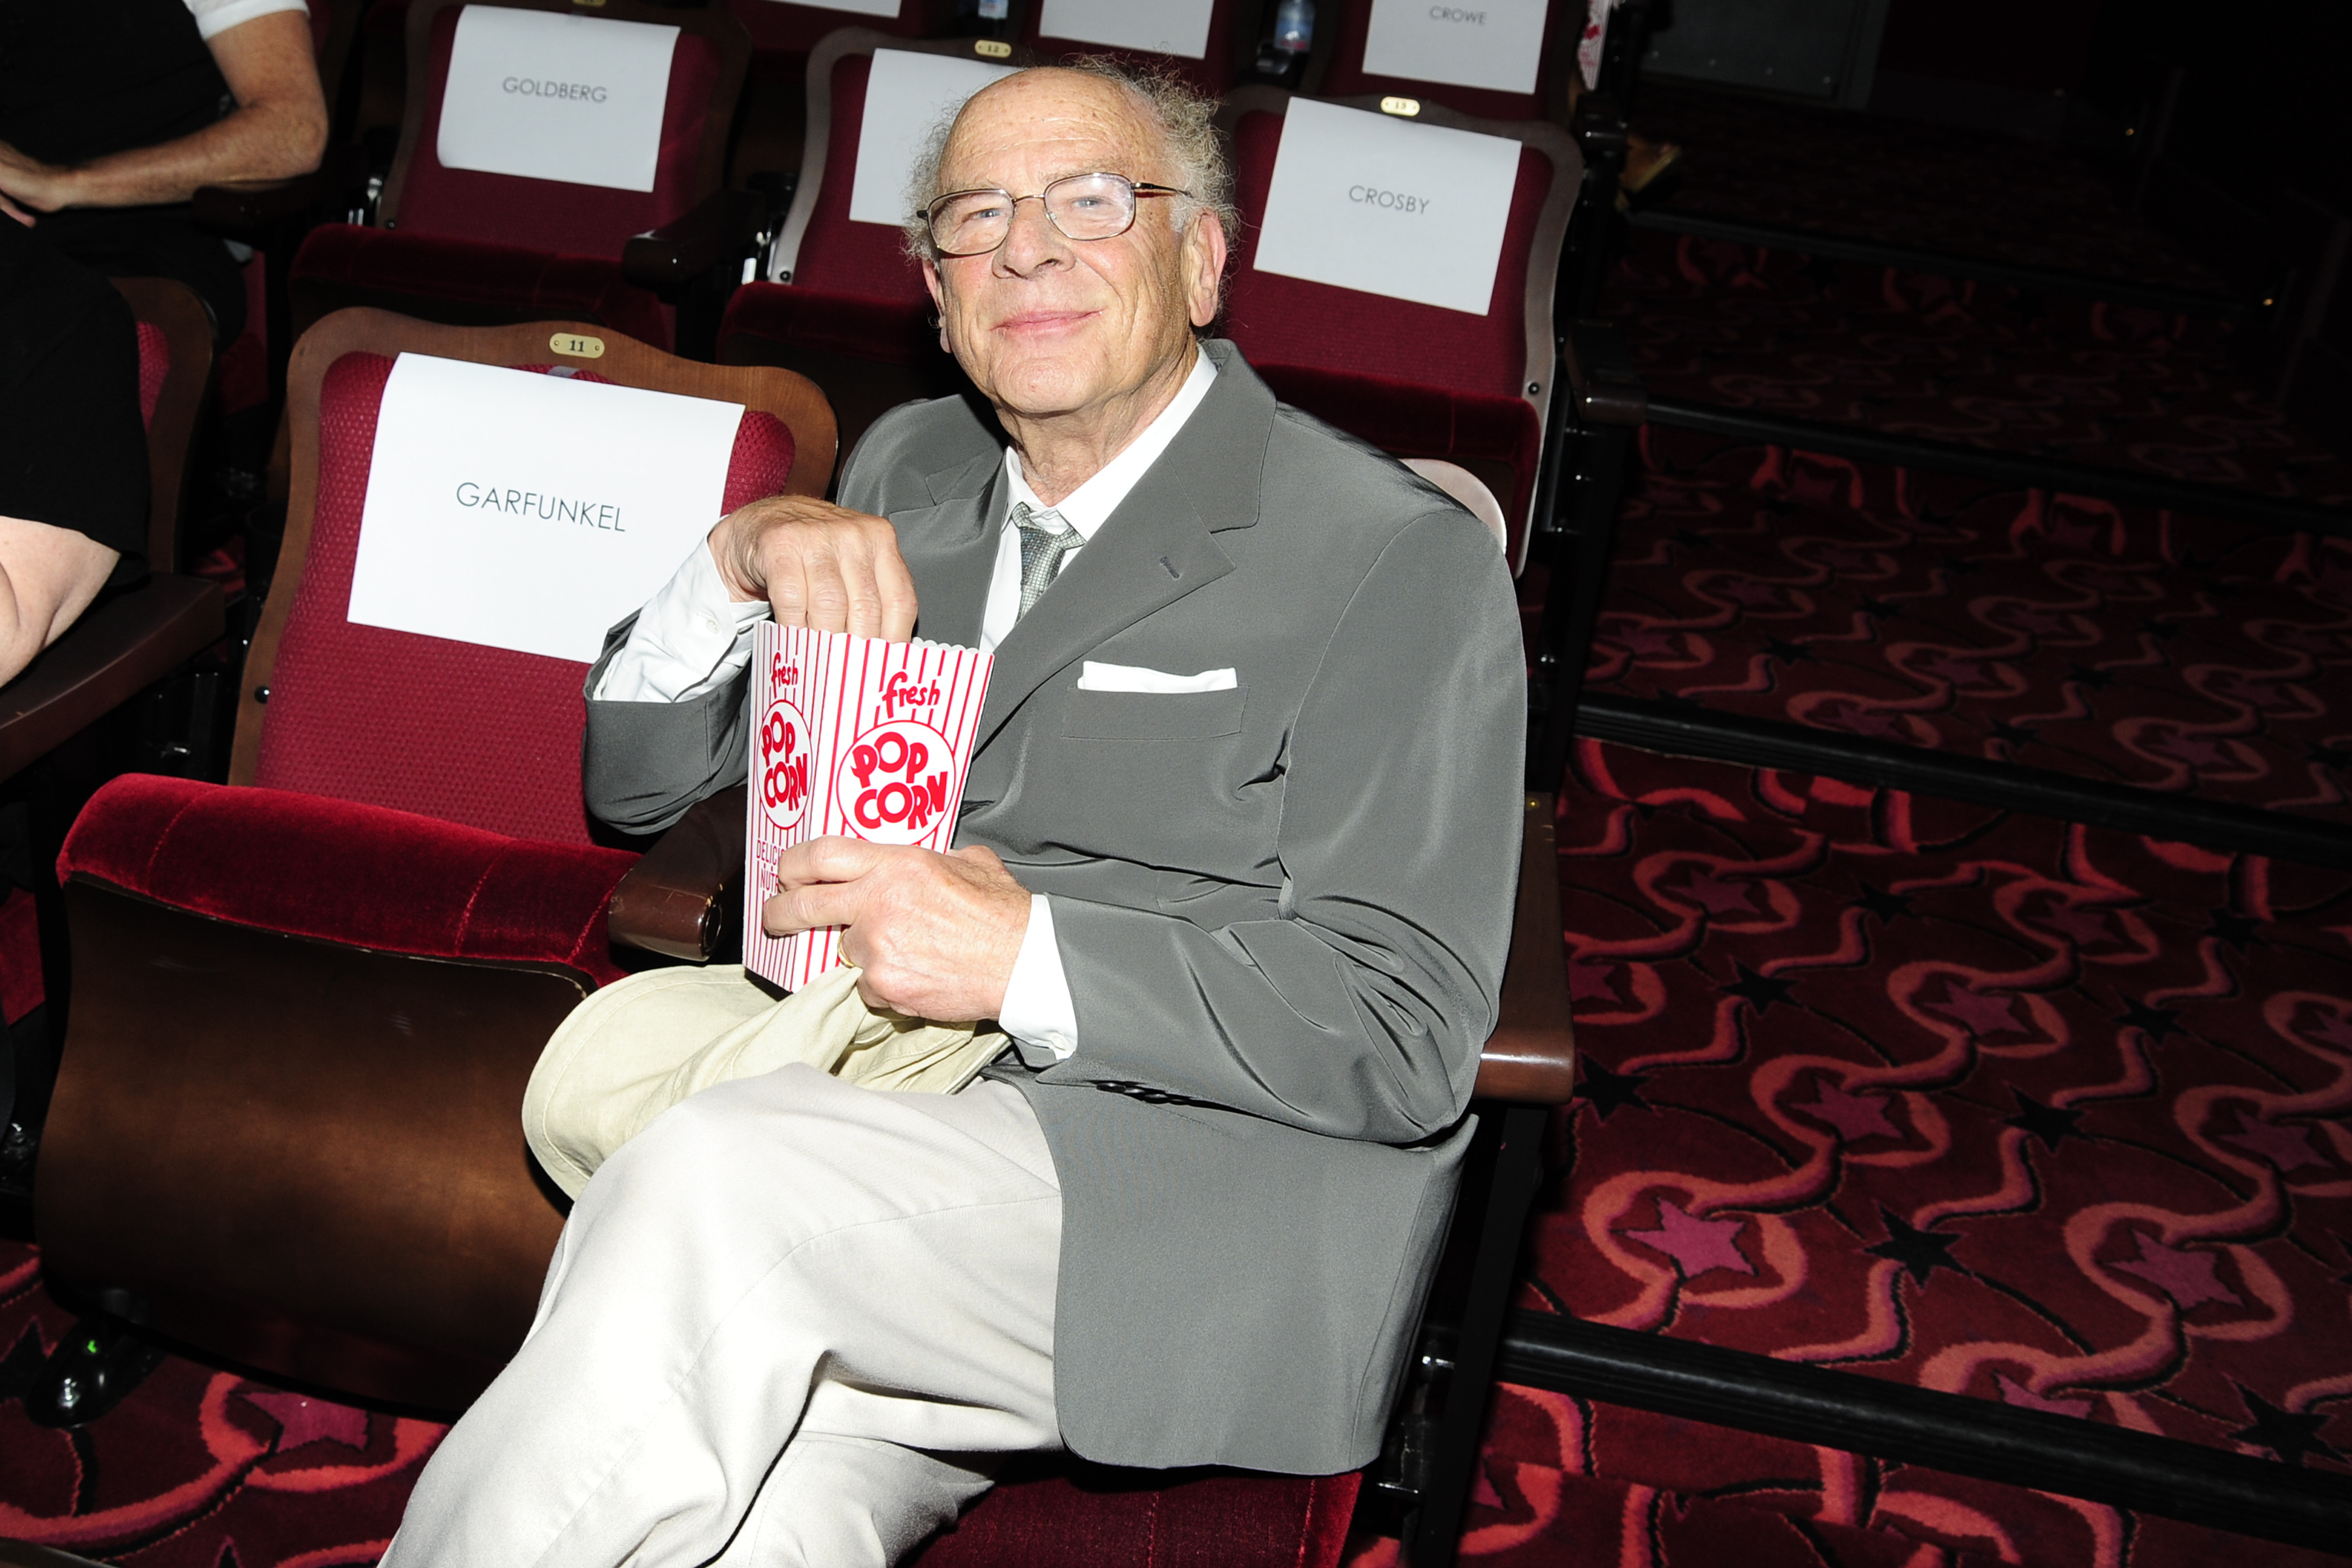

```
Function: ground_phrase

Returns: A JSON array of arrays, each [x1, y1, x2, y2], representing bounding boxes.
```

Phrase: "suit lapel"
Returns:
[[894, 454, 1002, 649], [972, 342, 1277, 748]]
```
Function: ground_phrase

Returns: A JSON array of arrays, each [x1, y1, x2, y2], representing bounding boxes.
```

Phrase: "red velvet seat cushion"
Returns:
[[133, 320, 169, 430], [913, 1465, 1358, 1567], [1313, 0, 1568, 122], [256, 352, 796, 846], [287, 223, 674, 350], [59, 774, 636, 988], [397, 5, 724, 257]]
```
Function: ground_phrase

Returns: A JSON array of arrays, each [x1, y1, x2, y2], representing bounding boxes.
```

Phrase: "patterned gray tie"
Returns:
[[1013, 502, 1083, 617]]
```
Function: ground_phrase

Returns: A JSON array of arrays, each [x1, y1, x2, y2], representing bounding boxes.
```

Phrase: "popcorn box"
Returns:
[[743, 623, 993, 990]]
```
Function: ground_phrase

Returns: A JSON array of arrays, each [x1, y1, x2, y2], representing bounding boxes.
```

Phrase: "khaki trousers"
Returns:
[[382, 1067, 1063, 1568]]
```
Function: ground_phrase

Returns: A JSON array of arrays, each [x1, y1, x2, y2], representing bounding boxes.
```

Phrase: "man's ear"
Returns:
[[1184, 211, 1228, 329], [921, 258, 951, 352]]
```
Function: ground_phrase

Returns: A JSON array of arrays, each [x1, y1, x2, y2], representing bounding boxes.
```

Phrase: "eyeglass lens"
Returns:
[[930, 173, 1139, 255]]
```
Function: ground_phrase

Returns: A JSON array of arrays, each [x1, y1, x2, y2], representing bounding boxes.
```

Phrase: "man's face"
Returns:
[[921, 71, 1224, 423]]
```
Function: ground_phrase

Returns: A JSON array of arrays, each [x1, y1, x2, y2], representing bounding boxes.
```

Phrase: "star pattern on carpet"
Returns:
[[2063, 661, 2113, 691], [2117, 998, 2185, 1045], [2306, 1010, 2352, 1053], [1992, 1371, 2091, 1419], [2111, 1230, 2240, 1310], [1569, 961, 1622, 1005], [2308, 740, 2352, 772], [1856, 596, 1903, 621], [2004, 1089, 2082, 1152], [240, 1387, 372, 1454], [1611, 625, 1681, 658], [2149, 728, 2226, 766], [2229, 1384, 2346, 1468], [1576, 1059, 1652, 1119], [1853, 882, 1914, 923], [2031, 896, 2114, 945], [1678, 868, 1758, 915], [1722, 960, 1797, 1013], [2206, 908, 2262, 951], [1820, 700, 1904, 739], [1762, 636, 1815, 664], [1916, 651, 1985, 685], [1925, 982, 2023, 1038], [2217, 1109, 2328, 1173], [1866, 1209, 1962, 1286], [1791, 1077, 1901, 1144], [1622, 1198, 1756, 1279], [1987, 719, 2039, 747]]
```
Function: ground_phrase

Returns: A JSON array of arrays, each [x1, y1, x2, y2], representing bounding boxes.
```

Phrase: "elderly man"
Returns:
[[386, 59, 1523, 1567]]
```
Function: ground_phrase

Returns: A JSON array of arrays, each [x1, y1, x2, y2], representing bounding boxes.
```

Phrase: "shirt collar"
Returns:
[[1002, 348, 1220, 541]]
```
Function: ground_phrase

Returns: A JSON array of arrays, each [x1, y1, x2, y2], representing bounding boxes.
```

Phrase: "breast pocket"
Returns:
[[1060, 685, 1247, 741]]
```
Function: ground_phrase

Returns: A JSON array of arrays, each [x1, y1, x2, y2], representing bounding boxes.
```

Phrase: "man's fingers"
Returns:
[[770, 834, 888, 891], [875, 538, 919, 642], [762, 878, 860, 937], [794, 538, 854, 634]]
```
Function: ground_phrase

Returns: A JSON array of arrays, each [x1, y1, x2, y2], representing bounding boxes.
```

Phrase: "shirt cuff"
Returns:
[[997, 893, 1078, 1062], [189, 0, 309, 41], [592, 536, 770, 703]]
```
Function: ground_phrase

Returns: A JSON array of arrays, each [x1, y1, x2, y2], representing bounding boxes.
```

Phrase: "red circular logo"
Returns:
[[758, 696, 810, 831], [837, 719, 956, 845]]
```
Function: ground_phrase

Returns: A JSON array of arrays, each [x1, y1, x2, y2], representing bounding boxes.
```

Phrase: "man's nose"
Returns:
[[994, 195, 1070, 276]]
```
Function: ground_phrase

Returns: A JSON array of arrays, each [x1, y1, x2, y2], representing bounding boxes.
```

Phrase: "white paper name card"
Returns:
[[435, 6, 679, 192], [762, 0, 900, 15], [847, 49, 1019, 227], [1039, 0, 1214, 58], [349, 355, 744, 664], [1250, 98, 1521, 316], [1362, 0, 1549, 97]]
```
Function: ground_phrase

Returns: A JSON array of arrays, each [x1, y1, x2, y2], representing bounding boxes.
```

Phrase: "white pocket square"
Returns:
[[1077, 662, 1238, 694]]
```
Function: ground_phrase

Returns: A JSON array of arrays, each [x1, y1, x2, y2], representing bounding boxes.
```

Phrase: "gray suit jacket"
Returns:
[[583, 341, 1526, 1473]]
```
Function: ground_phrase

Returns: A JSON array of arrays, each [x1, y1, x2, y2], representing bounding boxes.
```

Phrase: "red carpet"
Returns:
[[1633, 82, 2223, 295], [1526, 740, 2352, 1467], [1584, 424, 2352, 824], [1616, 227, 2352, 504]]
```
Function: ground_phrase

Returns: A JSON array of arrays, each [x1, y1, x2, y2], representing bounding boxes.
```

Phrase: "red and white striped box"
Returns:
[[742, 624, 993, 990]]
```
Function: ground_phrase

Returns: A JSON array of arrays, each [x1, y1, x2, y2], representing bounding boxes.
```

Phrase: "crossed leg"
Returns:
[[383, 1066, 1062, 1568]]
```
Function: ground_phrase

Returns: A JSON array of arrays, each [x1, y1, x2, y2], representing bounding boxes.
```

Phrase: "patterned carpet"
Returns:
[[1615, 227, 2352, 505], [1584, 423, 2352, 825], [1524, 740, 2352, 1470], [1632, 82, 2223, 295]]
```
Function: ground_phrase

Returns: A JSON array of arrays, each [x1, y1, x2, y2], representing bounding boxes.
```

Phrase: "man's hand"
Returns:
[[710, 495, 918, 641], [764, 839, 1030, 1022], [0, 142, 63, 218]]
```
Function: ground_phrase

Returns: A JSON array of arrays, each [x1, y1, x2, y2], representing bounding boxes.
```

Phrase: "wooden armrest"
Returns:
[[606, 785, 746, 961], [1560, 319, 1647, 428], [191, 144, 371, 230], [1475, 792, 1576, 1104], [621, 189, 766, 291], [0, 576, 225, 786]]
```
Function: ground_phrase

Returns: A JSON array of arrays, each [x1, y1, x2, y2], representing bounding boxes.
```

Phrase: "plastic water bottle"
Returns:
[[1273, 0, 1313, 53]]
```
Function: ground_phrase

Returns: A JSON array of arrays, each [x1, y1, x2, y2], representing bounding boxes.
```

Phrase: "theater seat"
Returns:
[[720, 29, 1043, 457], [1017, 0, 1252, 94], [1216, 88, 1582, 572], [1305, 0, 1579, 123], [286, 0, 753, 351], [0, 279, 227, 786], [34, 308, 834, 1408]]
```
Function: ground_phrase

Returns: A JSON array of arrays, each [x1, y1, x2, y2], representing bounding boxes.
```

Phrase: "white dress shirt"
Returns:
[[595, 349, 1220, 1060]]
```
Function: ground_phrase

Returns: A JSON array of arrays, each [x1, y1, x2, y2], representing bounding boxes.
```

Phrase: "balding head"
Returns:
[[911, 65, 1230, 455]]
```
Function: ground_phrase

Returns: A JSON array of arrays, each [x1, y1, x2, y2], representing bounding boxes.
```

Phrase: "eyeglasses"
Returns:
[[922, 172, 1189, 258]]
